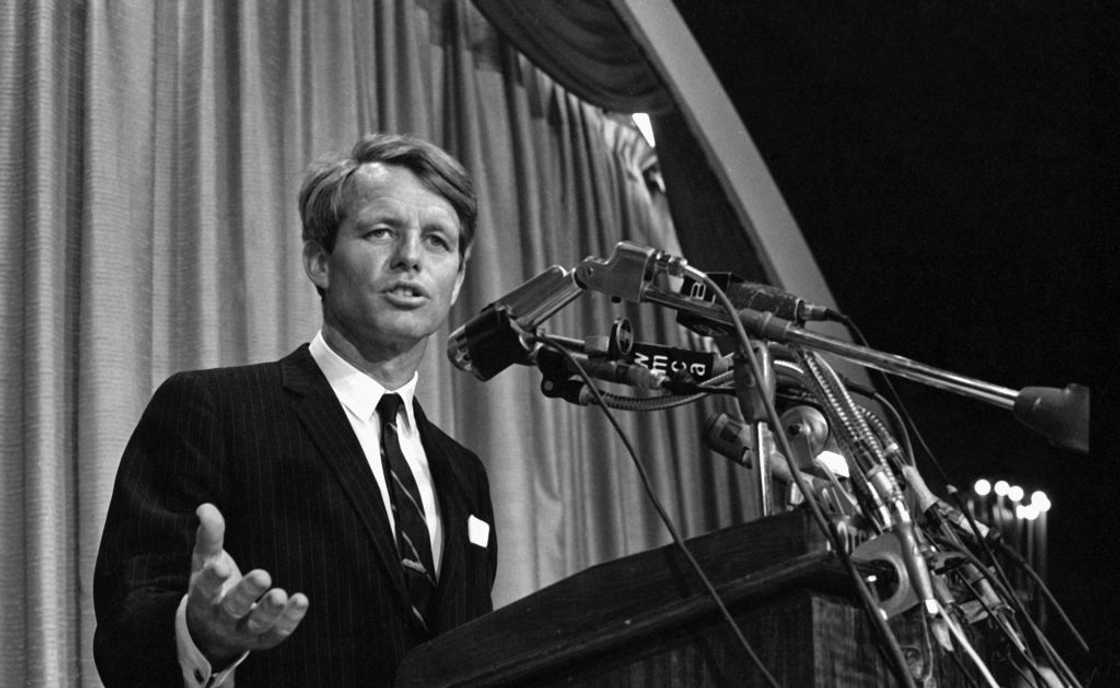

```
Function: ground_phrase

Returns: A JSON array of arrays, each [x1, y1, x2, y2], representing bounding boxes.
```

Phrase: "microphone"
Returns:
[[1012, 384, 1089, 454], [727, 279, 832, 322], [627, 341, 730, 383], [574, 241, 696, 303], [536, 347, 668, 391], [703, 412, 829, 492], [447, 266, 583, 380], [900, 465, 992, 542], [703, 412, 758, 469], [678, 272, 834, 334], [570, 317, 728, 383]]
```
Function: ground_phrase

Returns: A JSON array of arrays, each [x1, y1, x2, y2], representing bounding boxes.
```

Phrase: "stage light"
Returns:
[[632, 114, 655, 148], [993, 480, 1010, 497], [1016, 503, 1041, 521], [1031, 490, 1052, 512], [973, 478, 991, 496], [1008, 485, 1024, 503]]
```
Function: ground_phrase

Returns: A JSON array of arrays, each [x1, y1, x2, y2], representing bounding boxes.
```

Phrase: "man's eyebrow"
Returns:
[[355, 209, 404, 224], [354, 204, 457, 226]]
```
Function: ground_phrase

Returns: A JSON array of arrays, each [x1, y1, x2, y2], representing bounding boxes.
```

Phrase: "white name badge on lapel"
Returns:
[[467, 514, 490, 548]]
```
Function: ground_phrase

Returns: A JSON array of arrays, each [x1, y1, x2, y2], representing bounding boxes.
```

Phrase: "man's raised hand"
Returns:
[[186, 503, 310, 667]]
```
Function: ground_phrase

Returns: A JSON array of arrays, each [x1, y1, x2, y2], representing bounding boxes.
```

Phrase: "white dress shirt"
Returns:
[[176, 332, 442, 687], [308, 331, 444, 570]]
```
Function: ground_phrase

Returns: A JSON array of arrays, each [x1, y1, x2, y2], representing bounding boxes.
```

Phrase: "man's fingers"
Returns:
[[220, 569, 271, 619], [183, 506, 307, 655], [192, 503, 226, 566], [261, 593, 309, 645], [243, 588, 287, 634], [189, 559, 233, 606]]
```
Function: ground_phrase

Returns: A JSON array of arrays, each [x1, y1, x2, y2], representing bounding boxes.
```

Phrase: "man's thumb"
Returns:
[[192, 502, 225, 564]]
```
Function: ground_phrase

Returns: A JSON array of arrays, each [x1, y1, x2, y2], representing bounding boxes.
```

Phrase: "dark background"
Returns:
[[673, 0, 1115, 677]]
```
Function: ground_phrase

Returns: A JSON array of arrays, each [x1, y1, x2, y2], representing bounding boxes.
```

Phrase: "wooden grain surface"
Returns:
[[396, 510, 986, 687]]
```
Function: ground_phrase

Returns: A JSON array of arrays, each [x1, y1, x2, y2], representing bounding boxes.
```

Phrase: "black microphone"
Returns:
[[1012, 384, 1089, 454], [536, 347, 668, 391], [447, 266, 583, 380], [703, 412, 829, 492], [726, 280, 832, 322], [900, 465, 992, 542], [703, 412, 757, 469], [627, 341, 730, 383], [677, 272, 834, 336], [535, 320, 728, 392]]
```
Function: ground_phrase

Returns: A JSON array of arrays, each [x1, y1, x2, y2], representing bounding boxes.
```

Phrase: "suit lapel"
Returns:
[[414, 401, 469, 629], [280, 346, 409, 604]]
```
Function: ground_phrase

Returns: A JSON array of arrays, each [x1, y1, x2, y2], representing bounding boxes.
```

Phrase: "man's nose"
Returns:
[[391, 230, 422, 269]]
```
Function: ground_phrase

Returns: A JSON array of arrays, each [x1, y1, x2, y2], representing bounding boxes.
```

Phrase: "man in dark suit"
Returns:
[[94, 133, 497, 687]]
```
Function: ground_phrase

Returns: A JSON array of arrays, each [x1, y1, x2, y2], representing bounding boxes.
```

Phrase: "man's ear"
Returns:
[[303, 240, 330, 293]]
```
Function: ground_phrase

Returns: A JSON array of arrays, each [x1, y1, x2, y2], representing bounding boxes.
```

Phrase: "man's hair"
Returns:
[[298, 133, 477, 259]]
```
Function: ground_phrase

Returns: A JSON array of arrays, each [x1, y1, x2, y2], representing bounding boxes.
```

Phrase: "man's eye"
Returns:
[[426, 234, 451, 250], [366, 227, 393, 239]]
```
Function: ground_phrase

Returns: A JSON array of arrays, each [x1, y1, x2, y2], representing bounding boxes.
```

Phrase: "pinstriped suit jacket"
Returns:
[[94, 344, 497, 687]]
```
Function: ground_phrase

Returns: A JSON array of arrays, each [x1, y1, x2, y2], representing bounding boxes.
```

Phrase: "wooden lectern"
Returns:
[[396, 510, 976, 687]]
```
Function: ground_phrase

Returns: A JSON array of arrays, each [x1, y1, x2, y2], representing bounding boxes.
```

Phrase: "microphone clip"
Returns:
[[574, 241, 691, 303]]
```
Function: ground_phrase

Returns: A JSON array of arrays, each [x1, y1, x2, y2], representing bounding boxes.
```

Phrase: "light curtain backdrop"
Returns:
[[1, 1, 758, 684]]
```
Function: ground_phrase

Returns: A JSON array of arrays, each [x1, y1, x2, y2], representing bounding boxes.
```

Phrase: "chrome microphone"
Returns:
[[703, 412, 829, 492], [447, 266, 582, 380], [574, 241, 697, 303]]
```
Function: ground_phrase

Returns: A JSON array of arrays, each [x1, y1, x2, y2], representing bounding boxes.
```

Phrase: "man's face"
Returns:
[[309, 162, 465, 356]]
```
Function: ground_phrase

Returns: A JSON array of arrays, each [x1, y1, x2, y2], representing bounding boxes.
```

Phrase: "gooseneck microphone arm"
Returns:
[[450, 242, 1087, 453], [733, 310, 1089, 454], [739, 310, 1020, 408], [647, 294, 1088, 454], [613, 286, 1021, 409]]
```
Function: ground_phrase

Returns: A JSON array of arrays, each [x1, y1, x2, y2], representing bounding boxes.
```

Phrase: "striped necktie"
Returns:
[[376, 393, 437, 631]]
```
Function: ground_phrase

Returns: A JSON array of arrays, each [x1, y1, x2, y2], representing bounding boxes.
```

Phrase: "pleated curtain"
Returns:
[[0, 1, 758, 684]]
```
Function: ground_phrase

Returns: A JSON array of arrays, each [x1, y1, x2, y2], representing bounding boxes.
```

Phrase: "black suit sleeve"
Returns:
[[94, 372, 232, 688]]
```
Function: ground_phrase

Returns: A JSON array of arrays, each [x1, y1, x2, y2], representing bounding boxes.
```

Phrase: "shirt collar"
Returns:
[[309, 331, 418, 429]]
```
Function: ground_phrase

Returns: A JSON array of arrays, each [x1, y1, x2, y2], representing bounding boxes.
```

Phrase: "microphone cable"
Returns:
[[830, 314, 952, 481], [692, 276, 918, 688], [869, 391, 917, 468], [942, 550, 1051, 688], [943, 533, 1081, 687], [835, 313, 1088, 685], [536, 336, 782, 688], [992, 537, 1090, 656]]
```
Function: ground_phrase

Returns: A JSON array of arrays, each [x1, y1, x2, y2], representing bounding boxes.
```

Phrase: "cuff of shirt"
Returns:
[[175, 594, 248, 688]]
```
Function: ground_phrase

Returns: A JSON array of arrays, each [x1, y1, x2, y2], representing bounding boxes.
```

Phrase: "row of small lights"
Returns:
[[973, 479, 1052, 521]]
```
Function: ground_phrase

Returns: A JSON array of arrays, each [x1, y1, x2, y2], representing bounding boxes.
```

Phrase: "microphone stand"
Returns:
[[563, 243, 1080, 685], [631, 284, 1088, 454], [734, 309, 1089, 454], [572, 244, 922, 686], [732, 342, 778, 517]]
